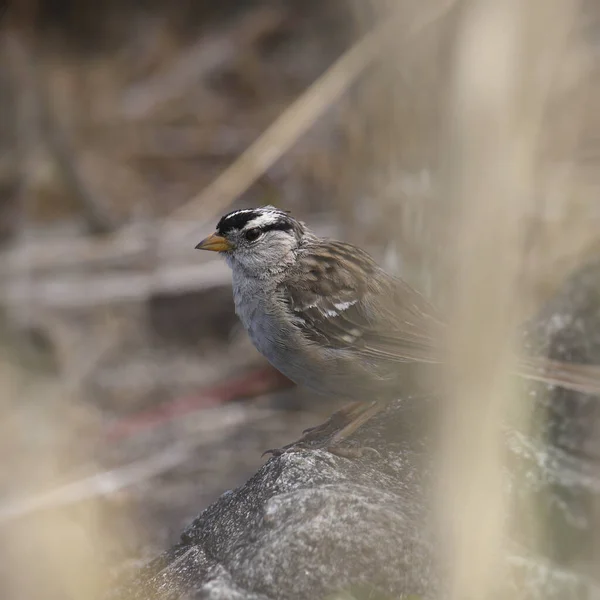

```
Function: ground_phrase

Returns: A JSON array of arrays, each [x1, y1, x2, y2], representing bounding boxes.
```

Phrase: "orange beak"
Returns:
[[195, 232, 232, 252]]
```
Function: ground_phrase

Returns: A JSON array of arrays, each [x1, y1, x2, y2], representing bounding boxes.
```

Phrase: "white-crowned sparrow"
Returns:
[[196, 206, 600, 454]]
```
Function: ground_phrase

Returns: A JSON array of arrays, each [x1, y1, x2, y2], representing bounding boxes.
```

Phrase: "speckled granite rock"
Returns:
[[110, 396, 436, 600], [111, 260, 600, 600]]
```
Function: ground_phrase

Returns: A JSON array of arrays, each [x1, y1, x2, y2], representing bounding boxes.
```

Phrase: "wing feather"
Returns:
[[280, 241, 441, 363]]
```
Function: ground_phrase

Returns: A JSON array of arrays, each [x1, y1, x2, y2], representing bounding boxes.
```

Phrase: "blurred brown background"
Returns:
[[0, 2, 359, 594], [1, 0, 600, 598]]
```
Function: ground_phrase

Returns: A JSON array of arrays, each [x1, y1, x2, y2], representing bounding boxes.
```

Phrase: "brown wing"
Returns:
[[280, 242, 600, 395], [280, 241, 442, 364]]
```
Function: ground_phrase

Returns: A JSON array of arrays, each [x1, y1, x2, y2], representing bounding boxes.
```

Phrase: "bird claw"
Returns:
[[261, 448, 280, 458], [262, 441, 310, 458], [262, 428, 380, 460], [298, 406, 359, 438], [263, 440, 380, 460], [263, 401, 385, 459]]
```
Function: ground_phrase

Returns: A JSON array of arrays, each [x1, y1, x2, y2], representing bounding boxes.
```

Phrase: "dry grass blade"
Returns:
[[437, 0, 581, 598]]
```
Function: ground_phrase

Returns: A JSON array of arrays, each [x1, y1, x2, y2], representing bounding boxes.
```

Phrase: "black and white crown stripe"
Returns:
[[216, 206, 301, 237]]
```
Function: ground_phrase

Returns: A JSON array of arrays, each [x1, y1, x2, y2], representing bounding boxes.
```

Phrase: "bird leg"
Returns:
[[301, 401, 367, 435], [263, 400, 384, 458], [326, 401, 384, 456]]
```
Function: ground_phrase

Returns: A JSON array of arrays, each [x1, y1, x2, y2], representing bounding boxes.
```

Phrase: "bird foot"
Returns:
[[262, 401, 383, 459], [261, 422, 338, 457], [300, 406, 356, 436], [262, 439, 380, 459]]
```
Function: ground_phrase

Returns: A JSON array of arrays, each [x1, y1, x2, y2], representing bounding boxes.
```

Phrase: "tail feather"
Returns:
[[517, 356, 600, 396]]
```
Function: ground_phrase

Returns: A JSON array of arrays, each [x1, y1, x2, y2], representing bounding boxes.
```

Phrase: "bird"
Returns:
[[196, 205, 600, 455]]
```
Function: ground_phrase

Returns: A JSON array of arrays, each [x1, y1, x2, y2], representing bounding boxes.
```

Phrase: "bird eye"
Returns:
[[245, 228, 262, 242]]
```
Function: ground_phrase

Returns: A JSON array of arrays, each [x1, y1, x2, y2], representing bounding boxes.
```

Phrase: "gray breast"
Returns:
[[232, 275, 289, 359], [230, 271, 398, 399], [231, 273, 325, 390]]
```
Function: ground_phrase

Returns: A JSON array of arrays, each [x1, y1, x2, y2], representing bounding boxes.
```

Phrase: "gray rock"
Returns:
[[111, 260, 600, 600], [111, 397, 436, 600]]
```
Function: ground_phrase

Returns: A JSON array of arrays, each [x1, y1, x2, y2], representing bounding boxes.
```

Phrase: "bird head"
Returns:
[[196, 206, 306, 275]]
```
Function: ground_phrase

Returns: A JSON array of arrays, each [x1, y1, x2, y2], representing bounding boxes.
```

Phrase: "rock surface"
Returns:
[[111, 260, 600, 600], [110, 396, 436, 600]]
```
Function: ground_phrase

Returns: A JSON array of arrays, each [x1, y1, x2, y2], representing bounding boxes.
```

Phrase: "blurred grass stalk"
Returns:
[[441, 0, 576, 596], [363, 0, 581, 597], [0, 329, 114, 599], [364, 0, 588, 596]]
